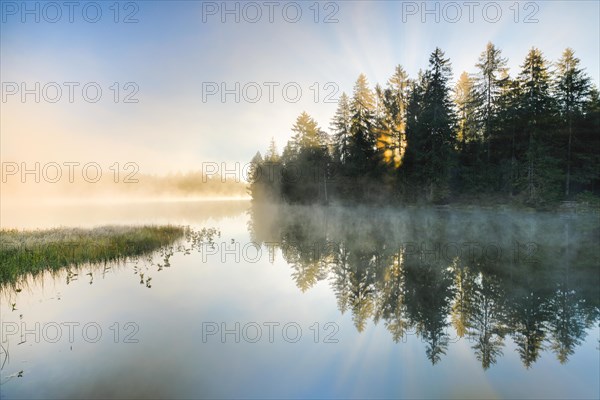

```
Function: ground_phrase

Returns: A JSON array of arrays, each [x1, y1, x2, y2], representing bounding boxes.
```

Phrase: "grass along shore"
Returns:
[[0, 225, 186, 285]]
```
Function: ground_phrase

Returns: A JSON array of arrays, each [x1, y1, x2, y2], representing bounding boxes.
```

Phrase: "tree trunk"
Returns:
[[510, 125, 516, 197], [528, 130, 535, 201], [565, 115, 572, 197]]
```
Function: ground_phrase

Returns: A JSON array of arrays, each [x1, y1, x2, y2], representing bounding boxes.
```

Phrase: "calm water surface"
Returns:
[[1, 200, 598, 399]]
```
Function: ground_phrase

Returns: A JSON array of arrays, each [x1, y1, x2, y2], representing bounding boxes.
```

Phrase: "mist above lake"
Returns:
[[1, 200, 598, 398]]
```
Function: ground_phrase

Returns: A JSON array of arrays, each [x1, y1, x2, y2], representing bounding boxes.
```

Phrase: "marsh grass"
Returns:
[[0, 225, 186, 286]]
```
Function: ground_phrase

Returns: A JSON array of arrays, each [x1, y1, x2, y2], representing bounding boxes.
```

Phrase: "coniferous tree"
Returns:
[[331, 92, 352, 165], [376, 66, 410, 170], [455, 71, 484, 194], [404, 48, 457, 202], [248, 152, 269, 201], [342, 74, 378, 200], [281, 112, 331, 204], [387, 65, 410, 168], [265, 137, 280, 162], [248, 45, 599, 206], [454, 72, 479, 144], [475, 42, 508, 163], [495, 71, 522, 196], [347, 74, 377, 176], [576, 87, 600, 195], [516, 48, 559, 204], [554, 48, 592, 197]]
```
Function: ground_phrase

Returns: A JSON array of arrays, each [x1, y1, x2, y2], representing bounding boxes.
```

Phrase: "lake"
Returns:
[[1, 200, 599, 399]]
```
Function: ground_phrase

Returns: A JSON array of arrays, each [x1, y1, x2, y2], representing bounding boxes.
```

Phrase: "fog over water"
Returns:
[[1, 200, 598, 398]]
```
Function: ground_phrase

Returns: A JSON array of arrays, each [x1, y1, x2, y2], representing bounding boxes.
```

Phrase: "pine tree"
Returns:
[[248, 151, 266, 201], [387, 65, 410, 167], [281, 112, 331, 204], [475, 42, 508, 161], [290, 112, 328, 150], [454, 71, 486, 195], [554, 48, 591, 197], [338, 74, 378, 200], [375, 66, 410, 169], [265, 137, 280, 162], [576, 87, 600, 194], [495, 71, 522, 196], [454, 71, 479, 143], [331, 92, 352, 165], [516, 48, 559, 203], [404, 48, 457, 202], [351, 73, 376, 112], [403, 70, 427, 201], [347, 74, 377, 176]]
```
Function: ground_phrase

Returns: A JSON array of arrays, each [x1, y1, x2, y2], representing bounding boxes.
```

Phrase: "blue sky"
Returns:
[[1, 0, 599, 174]]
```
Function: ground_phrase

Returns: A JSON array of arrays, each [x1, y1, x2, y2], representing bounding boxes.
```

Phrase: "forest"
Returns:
[[249, 44, 600, 207]]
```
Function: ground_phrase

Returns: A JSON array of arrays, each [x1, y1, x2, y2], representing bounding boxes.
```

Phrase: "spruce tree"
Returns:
[[475, 42, 508, 161], [404, 48, 456, 202], [516, 48, 559, 204], [554, 48, 591, 197], [344, 74, 378, 200], [331, 92, 352, 165]]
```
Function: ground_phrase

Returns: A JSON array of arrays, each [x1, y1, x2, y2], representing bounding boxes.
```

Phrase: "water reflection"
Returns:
[[1, 227, 220, 292], [0, 226, 220, 383], [249, 204, 600, 369]]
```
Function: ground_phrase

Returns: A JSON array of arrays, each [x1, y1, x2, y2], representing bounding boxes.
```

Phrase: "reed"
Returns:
[[0, 225, 185, 285]]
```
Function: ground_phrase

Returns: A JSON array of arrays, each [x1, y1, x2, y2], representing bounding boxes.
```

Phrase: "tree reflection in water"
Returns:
[[249, 204, 600, 369]]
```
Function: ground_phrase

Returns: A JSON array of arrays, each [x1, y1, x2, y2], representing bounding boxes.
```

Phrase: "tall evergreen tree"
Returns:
[[376, 66, 410, 169], [554, 48, 591, 197], [576, 87, 600, 194], [516, 48, 559, 203], [281, 112, 331, 204], [290, 112, 328, 150], [402, 71, 427, 201], [475, 42, 508, 161], [455, 71, 486, 194], [454, 71, 479, 144], [404, 48, 457, 202], [331, 92, 352, 165], [339, 74, 378, 200], [495, 71, 522, 196], [347, 74, 377, 176], [247, 151, 276, 202], [265, 137, 280, 162]]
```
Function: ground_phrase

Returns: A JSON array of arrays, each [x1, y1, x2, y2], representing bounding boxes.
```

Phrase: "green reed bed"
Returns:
[[0, 225, 185, 285]]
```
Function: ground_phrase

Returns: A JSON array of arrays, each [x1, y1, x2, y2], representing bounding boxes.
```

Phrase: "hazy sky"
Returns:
[[2, 0, 598, 174]]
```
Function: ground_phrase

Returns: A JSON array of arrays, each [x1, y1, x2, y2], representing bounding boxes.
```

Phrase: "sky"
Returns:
[[1, 0, 599, 175]]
